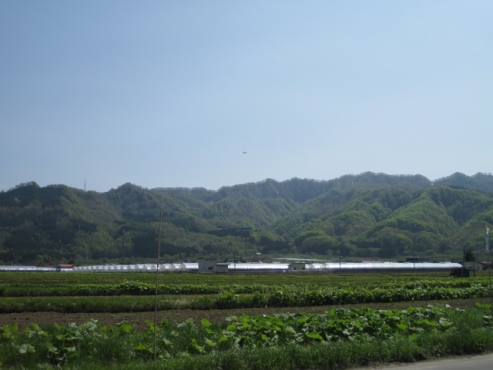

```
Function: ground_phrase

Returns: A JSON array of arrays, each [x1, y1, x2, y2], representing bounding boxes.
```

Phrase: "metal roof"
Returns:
[[0, 261, 462, 273], [0, 265, 56, 272]]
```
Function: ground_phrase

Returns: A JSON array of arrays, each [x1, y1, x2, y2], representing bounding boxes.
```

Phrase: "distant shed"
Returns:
[[198, 259, 230, 273], [289, 262, 306, 271], [198, 258, 216, 272], [215, 263, 229, 273]]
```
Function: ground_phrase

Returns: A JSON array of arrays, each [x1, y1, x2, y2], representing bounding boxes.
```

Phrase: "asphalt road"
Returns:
[[352, 353, 493, 370]]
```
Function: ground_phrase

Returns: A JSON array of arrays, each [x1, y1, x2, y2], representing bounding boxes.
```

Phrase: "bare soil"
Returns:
[[1, 298, 490, 332]]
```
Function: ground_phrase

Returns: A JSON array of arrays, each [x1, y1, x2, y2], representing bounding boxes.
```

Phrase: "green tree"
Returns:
[[301, 235, 339, 254], [373, 227, 412, 258]]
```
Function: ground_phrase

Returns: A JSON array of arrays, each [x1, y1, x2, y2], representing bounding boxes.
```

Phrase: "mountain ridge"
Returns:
[[1, 172, 492, 265]]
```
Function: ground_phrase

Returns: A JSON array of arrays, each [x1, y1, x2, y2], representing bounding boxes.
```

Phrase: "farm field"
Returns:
[[2, 297, 492, 332], [1, 271, 493, 369]]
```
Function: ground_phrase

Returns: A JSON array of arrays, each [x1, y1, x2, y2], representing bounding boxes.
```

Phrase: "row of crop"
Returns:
[[74, 281, 279, 296], [199, 305, 456, 348], [1, 278, 490, 297], [0, 281, 278, 297], [73, 279, 492, 300], [1, 304, 483, 368], [211, 284, 491, 309], [0, 284, 490, 313], [294, 285, 489, 306]]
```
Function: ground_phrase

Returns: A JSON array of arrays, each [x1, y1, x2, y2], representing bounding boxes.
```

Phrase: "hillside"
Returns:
[[1, 172, 492, 265]]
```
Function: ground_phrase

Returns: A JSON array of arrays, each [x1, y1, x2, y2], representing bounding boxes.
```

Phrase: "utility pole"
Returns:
[[122, 228, 125, 264], [486, 225, 492, 317], [154, 212, 162, 360]]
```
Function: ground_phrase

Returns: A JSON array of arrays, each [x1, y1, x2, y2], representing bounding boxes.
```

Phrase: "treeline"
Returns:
[[1, 172, 493, 265]]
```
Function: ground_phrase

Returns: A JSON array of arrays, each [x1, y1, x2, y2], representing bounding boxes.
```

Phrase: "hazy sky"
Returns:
[[1, 1, 492, 193]]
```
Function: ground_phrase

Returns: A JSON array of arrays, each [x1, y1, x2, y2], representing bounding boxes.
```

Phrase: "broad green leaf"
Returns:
[[19, 344, 35, 354], [305, 332, 324, 340], [218, 336, 229, 343], [397, 324, 408, 331]]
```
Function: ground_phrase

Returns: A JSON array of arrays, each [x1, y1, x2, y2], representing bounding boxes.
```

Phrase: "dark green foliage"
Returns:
[[2, 305, 493, 369], [2, 173, 493, 264]]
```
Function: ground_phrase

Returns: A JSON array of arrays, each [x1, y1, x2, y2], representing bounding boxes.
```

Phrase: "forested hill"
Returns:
[[1, 172, 493, 265]]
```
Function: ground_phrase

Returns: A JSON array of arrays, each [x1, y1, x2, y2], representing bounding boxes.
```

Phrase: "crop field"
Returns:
[[1, 270, 493, 369]]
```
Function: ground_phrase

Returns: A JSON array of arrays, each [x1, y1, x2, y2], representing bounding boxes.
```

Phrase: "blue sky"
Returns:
[[1, 1, 492, 192]]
